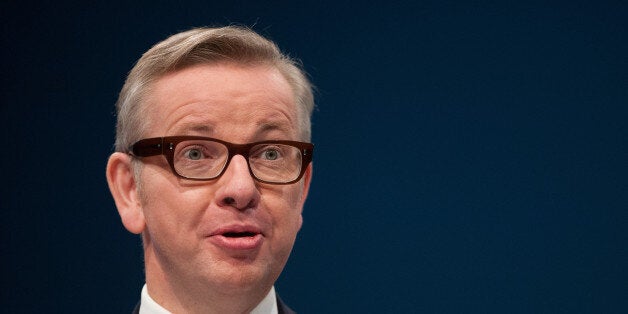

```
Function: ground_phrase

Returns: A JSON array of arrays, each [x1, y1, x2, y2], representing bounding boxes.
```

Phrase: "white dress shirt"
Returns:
[[139, 284, 278, 314]]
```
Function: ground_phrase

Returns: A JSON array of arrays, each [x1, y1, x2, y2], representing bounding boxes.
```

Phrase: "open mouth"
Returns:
[[208, 225, 264, 250], [223, 232, 258, 238]]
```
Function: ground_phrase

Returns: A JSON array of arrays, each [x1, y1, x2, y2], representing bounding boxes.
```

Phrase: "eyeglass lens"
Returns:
[[172, 139, 303, 183]]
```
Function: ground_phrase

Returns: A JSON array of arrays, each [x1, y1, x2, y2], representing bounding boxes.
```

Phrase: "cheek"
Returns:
[[138, 170, 210, 240], [266, 185, 305, 236]]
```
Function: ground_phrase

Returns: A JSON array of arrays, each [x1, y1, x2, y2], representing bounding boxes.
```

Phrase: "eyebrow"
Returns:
[[169, 116, 294, 140], [257, 120, 289, 132], [172, 123, 214, 135]]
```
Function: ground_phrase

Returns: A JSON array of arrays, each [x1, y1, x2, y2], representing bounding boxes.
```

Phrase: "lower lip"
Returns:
[[208, 234, 264, 250]]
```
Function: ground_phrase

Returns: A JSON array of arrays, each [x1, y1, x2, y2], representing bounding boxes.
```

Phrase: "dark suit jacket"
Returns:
[[131, 294, 295, 314]]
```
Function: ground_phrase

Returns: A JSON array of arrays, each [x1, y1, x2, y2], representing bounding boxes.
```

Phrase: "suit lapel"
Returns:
[[276, 294, 296, 314]]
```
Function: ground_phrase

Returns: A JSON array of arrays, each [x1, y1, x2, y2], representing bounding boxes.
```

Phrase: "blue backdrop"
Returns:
[[2, 1, 627, 313]]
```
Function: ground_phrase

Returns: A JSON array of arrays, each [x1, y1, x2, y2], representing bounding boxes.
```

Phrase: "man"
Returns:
[[106, 26, 314, 314]]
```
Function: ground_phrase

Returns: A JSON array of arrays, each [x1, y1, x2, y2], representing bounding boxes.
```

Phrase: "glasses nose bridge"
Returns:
[[225, 142, 253, 167]]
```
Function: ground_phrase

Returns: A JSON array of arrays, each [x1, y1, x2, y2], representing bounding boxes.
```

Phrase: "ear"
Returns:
[[296, 163, 313, 230], [300, 163, 313, 205], [106, 152, 145, 234]]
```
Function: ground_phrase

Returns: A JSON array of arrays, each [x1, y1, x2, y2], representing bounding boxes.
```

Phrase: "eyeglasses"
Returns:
[[128, 136, 313, 184]]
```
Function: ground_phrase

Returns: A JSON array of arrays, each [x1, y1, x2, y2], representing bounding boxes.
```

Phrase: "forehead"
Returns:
[[143, 63, 298, 140]]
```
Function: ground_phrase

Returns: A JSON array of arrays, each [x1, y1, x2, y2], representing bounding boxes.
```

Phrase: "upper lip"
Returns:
[[209, 224, 263, 237]]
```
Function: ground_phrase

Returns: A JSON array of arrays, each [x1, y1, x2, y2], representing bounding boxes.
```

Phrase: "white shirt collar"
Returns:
[[139, 284, 278, 314]]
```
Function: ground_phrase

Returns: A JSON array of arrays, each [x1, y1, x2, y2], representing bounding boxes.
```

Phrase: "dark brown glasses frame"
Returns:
[[128, 136, 313, 184]]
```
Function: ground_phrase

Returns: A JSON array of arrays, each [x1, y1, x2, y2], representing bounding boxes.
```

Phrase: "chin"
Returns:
[[203, 259, 277, 292]]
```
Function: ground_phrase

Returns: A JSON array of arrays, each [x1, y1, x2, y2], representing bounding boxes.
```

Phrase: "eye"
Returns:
[[184, 148, 204, 160], [262, 148, 280, 160]]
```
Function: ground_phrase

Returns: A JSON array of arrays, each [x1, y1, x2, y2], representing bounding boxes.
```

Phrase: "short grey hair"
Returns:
[[114, 26, 314, 153]]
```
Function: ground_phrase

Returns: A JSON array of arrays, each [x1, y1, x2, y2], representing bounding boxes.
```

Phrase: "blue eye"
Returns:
[[185, 148, 203, 160], [262, 149, 280, 160]]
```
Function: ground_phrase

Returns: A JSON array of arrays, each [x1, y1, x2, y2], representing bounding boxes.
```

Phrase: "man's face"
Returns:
[[136, 63, 311, 294]]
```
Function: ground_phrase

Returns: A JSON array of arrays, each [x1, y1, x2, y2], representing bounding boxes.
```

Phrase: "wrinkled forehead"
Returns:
[[139, 63, 301, 140]]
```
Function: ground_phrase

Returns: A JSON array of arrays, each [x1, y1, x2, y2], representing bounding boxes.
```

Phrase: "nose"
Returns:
[[214, 155, 260, 210]]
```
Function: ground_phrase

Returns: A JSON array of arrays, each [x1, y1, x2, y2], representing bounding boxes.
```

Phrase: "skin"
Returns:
[[106, 63, 312, 314]]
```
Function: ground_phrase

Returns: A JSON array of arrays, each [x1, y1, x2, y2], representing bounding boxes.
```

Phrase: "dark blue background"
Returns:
[[2, 1, 627, 313]]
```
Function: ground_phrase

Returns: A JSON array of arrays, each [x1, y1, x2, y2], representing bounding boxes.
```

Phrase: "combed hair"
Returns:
[[114, 26, 314, 152]]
